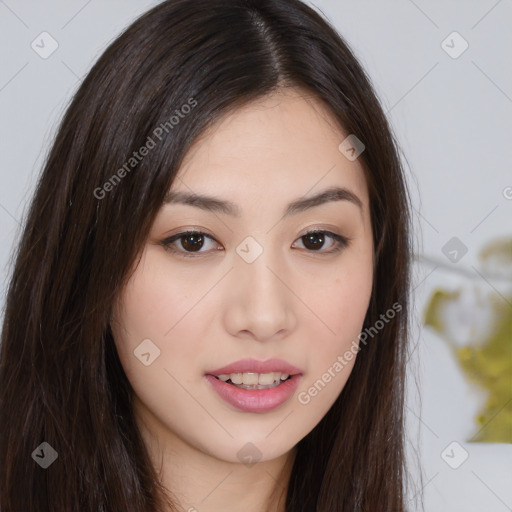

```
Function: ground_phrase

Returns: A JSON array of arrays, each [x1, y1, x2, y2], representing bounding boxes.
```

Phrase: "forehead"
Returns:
[[173, 88, 369, 214]]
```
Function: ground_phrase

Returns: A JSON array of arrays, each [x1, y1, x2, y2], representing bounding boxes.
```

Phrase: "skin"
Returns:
[[111, 87, 374, 512]]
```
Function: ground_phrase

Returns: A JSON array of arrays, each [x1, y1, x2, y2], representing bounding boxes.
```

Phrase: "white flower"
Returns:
[[438, 284, 502, 348]]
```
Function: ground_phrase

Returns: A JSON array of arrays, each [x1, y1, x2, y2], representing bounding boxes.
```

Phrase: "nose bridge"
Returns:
[[237, 236, 286, 304], [226, 235, 294, 339]]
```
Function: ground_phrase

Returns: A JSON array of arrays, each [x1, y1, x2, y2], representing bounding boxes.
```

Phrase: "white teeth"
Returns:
[[231, 373, 243, 385], [216, 371, 291, 386], [243, 372, 259, 385], [257, 372, 275, 385]]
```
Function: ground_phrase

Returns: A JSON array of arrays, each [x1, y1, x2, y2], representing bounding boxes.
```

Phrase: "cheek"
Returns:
[[294, 254, 373, 407], [298, 252, 373, 347], [110, 260, 212, 447], [112, 249, 207, 347], [110, 248, 218, 397]]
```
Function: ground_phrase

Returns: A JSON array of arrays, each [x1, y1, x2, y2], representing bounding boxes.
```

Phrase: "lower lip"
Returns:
[[204, 374, 302, 413]]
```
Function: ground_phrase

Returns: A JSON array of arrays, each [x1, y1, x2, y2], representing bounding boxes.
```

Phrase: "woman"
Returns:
[[0, 0, 414, 510]]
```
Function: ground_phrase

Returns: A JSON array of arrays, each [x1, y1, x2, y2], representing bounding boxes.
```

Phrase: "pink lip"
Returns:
[[204, 358, 303, 413], [204, 374, 302, 413], [206, 358, 302, 377]]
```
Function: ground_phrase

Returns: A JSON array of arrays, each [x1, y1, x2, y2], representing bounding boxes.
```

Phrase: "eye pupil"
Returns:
[[181, 233, 204, 252], [303, 232, 324, 250]]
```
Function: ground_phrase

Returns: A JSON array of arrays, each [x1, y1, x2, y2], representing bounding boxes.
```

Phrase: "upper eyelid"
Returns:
[[164, 227, 341, 242]]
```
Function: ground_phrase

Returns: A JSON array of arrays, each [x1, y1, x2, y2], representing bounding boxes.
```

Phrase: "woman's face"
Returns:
[[111, 88, 374, 465]]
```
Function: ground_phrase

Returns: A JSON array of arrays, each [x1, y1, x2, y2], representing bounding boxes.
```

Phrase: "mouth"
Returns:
[[205, 357, 302, 389], [204, 358, 303, 412], [212, 371, 293, 390]]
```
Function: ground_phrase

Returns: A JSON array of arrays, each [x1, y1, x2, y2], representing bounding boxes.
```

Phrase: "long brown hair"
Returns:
[[0, 0, 414, 510]]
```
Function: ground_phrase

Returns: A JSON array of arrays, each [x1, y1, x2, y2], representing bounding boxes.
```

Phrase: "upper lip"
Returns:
[[206, 358, 302, 377]]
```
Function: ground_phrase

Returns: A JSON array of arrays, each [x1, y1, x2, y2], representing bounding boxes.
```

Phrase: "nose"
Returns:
[[222, 246, 297, 342]]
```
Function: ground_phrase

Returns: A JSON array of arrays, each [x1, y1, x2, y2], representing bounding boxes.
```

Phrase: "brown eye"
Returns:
[[161, 231, 220, 257], [179, 232, 205, 252], [293, 230, 350, 253], [302, 231, 327, 251]]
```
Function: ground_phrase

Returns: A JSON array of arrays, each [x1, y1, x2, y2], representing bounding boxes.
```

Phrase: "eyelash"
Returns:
[[160, 229, 351, 258]]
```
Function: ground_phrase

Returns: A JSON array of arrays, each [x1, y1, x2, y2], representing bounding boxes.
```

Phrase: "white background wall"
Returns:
[[1, 1, 511, 510]]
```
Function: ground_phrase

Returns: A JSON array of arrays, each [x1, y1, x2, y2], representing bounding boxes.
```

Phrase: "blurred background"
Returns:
[[0, 1, 511, 510]]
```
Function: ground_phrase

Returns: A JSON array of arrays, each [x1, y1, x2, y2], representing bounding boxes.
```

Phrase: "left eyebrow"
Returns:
[[163, 185, 363, 219]]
